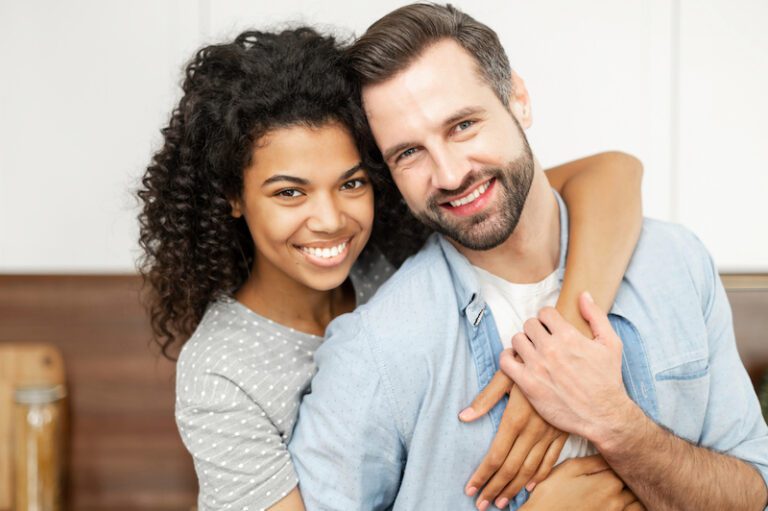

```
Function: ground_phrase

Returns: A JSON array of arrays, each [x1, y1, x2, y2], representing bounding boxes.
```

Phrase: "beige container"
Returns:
[[13, 385, 66, 511], [0, 344, 66, 511]]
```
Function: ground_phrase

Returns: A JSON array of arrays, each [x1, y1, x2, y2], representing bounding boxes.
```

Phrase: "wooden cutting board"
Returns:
[[0, 343, 66, 511]]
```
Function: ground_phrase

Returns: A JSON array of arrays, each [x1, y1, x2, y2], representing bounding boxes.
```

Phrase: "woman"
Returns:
[[138, 28, 643, 510]]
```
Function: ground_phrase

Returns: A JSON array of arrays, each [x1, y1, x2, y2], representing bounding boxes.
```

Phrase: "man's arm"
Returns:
[[288, 311, 403, 510], [591, 244, 768, 511], [594, 399, 766, 511], [500, 285, 768, 511]]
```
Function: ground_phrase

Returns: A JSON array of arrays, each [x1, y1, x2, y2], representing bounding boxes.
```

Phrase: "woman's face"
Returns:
[[233, 121, 374, 292]]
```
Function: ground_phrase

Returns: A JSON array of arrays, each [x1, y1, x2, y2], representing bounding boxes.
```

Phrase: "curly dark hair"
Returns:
[[138, 27, 429, 359]]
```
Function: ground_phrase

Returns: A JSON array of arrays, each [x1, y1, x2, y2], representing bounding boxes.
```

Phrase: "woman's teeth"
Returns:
[[449, 180, 491, 208], [301, 241, 347, 259]]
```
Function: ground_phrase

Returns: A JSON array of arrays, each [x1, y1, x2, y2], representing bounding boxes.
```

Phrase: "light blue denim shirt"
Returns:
[[289, 192, 768, 510]]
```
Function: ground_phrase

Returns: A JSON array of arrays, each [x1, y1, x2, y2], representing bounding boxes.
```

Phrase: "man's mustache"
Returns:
[[428, 169, 499, 209]]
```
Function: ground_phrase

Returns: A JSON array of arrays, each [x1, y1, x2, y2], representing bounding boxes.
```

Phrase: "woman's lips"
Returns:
[[295, 237, 353, 268]]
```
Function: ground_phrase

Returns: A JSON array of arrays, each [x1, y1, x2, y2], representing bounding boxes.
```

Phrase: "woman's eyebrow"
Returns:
[[261, 174, 309, 187], [337, 162, 364, 181], [261, 162, 363, 188]]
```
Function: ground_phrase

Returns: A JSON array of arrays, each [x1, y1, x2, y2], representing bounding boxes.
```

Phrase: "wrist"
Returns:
[[589, 396, 646, 455]]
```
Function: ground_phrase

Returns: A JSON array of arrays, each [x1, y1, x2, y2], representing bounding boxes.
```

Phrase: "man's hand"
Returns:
[[520, 455, 644, 511], [459, 371, 566, 510], [499, 292, 634, 445]]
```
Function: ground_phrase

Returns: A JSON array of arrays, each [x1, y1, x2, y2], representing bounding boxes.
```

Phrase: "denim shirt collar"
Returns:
[[436, 189, 570, 326]]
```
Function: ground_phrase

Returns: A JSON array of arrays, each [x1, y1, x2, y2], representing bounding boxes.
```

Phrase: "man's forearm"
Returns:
[[594, 400, 768, 511]]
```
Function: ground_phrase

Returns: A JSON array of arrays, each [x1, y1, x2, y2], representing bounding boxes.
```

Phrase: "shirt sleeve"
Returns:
[[696, 238, 768, 487], [288, 311, 405, 510], [176, 362, 297, 510]]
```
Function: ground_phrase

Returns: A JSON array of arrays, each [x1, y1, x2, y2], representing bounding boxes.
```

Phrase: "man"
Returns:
[[289, 4, 768, 510]]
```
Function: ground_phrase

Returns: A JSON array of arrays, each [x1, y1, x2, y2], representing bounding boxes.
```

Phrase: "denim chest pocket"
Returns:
[[654, 355, 710, 442], [655, 357, 709, 381]]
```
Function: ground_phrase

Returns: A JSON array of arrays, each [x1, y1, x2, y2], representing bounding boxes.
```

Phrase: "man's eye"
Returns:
[[341, 178, 368, 191], [276, 189, 303, 198], [455, 120, 474, 132], [396, 147, 419, 162]]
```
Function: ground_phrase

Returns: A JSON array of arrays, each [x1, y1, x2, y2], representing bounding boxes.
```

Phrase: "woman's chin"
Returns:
[[300, 271, 350, 293]]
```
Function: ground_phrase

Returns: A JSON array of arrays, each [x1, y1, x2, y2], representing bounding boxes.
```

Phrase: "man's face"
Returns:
[[362, 39, 534, 251]]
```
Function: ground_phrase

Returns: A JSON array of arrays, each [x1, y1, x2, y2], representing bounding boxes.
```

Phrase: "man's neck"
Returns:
[[453, 164, 561, 284]]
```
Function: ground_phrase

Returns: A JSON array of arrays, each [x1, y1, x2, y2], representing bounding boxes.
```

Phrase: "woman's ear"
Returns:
[[509, 71, 533, 129], [230, 199, 243, 218]]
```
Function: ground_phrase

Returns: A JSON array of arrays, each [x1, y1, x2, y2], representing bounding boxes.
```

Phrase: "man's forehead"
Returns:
[[361, 39, 491, 123]]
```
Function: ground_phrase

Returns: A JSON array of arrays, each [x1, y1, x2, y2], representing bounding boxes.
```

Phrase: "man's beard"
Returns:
[[413, 146, 534, 251]]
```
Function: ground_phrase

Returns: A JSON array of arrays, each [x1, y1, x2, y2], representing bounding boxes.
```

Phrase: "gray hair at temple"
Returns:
[[347, 3, 513, 107]]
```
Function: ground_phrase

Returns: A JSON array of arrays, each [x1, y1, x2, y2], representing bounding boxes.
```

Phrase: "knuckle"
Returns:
[[538, 306, 556, 322], [523, 317, 539, 333], [486, 453, 504, 469], [497, 466, 516, 480], [532, 363, 549, 379], [509, 415, 526, 432], [539, 342, 556, 358], [562, 328, 579, 342], [520, 459, 538, 477], [511, 332, 528, 347]]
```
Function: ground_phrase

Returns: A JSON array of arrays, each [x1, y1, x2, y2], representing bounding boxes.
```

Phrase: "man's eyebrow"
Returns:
[[381, 107, 485, 163], [442, 106, 484, 128], [261, 163, 363, 188], [382, 142, 415, 164], [261, 174, 309, 187]]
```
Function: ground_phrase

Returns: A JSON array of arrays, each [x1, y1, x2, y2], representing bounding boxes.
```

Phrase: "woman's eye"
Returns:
[[276, 189, 303, 198], [341, 178, 367, 191]]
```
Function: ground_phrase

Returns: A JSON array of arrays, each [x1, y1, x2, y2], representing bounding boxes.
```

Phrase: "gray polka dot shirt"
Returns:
[[175, 248, 394, 511]]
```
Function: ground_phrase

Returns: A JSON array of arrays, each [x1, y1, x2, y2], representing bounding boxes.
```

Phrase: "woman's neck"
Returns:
[[234, 258, 355, 336]]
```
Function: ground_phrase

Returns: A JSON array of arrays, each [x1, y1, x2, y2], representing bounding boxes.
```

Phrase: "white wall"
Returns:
[[0, 0, 765, 273]]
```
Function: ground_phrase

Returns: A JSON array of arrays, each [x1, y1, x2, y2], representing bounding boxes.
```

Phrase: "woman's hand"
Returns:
[[460, 370, 566, 510], [520, 455, 644, 511]]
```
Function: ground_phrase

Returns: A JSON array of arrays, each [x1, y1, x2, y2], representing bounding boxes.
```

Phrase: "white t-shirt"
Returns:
[[473, 265, 596, 465]]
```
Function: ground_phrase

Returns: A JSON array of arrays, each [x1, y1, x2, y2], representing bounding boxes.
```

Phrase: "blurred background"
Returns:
[[0, 0, 766, 509]]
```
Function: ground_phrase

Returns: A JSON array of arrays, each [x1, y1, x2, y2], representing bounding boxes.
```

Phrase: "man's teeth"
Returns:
[[301, 241, 347, 259], [449, 181, 491, 208]]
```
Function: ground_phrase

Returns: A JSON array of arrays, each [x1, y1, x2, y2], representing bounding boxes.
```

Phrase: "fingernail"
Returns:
[[477, 499, 490, 511], [465, 485, 478, 497], [495, 497, 509, 508], [458, 407, 474, 421], [584, 291, 594, 303], [526, 481, 537, 492]]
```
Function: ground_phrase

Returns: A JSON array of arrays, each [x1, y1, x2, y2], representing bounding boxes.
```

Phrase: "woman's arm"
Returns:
[[268, 488, 306, 511], [546, 151, 643, 335], [462, 151, 643, 508], [176, 359, 303, 511], [520, 455, 644, 511]]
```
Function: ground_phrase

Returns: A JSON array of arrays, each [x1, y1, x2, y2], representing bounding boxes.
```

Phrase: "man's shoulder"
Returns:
[[617, 218, 718, 321], [629, 218, 715, 283], [323, 236, 459, 350]]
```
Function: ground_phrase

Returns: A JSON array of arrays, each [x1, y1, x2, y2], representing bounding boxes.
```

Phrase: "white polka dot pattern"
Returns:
[[175, 248, 394, 510]]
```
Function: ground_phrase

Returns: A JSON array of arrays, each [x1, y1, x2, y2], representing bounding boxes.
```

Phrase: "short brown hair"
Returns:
[[347, 3, 513, 106]]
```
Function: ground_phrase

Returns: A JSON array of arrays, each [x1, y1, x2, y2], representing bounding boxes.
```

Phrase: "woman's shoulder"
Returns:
[[177, 297, 245, 364], [178, 297, 320, 378]]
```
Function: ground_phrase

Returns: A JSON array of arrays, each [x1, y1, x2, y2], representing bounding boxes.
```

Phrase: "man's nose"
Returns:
[[306, 194, 346, 233], [429, 146, 469, 191]]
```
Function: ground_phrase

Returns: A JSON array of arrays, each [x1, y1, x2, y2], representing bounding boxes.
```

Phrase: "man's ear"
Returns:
[[508, 71, 533, 129]]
